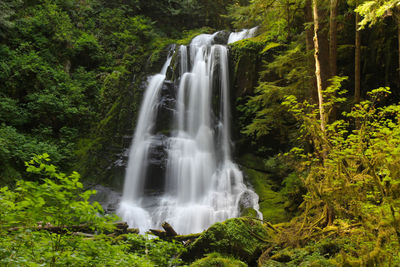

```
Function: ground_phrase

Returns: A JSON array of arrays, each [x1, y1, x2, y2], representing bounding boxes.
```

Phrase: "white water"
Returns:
[[228, 26, 258, 44], [118, 31, 261, 234]]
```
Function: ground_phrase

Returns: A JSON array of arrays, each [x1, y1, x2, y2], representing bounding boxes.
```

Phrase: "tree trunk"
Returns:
[[313, 0, 326, 133], [329, 0, 338, 77], [305, 0, 318, 103], [355, 7, 361, 104], [395, 9, 400, 84]]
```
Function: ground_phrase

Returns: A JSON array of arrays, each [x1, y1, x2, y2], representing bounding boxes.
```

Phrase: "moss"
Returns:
[[182, 217, 269, 265], [260, 246, 338, 267], [242, 167, 288, 224], [190, 253, 247, 267], [241, 207, 258, 218]]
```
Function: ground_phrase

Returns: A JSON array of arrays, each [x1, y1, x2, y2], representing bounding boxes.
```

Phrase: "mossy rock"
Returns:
[[242, 167, 288, 223], [241, 207, 258, 218], [181, 217, 269, 265], [190, 253, 247, 267], [229, 36, 267, 97]]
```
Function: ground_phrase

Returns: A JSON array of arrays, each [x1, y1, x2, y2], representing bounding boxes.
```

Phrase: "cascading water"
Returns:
[[118, 29, 260, 234], [228, 26, 258, 44]]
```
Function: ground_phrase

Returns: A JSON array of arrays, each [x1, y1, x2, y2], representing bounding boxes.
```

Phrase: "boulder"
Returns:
[[181, 217, 270, 265]]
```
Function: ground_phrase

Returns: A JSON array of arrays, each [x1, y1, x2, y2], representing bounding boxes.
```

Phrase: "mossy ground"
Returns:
[[190, 253, 247, 267]]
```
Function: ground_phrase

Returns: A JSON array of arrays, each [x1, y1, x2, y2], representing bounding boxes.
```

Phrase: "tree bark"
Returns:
[[395, 8, 400, 83], [313, 0, 326, 133], [305, 0, 318, 103], [329, 0, 338, 77], [355, 7, 361, 104]]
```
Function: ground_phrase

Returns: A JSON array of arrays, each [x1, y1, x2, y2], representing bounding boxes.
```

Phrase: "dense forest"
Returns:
[[1, 0, 400, 266]]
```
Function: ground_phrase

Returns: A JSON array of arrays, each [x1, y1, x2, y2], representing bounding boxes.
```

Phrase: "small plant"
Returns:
[[0, 154, 184, 266]]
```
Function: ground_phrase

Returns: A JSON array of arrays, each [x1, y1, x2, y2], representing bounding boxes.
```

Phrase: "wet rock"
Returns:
[[154, 80, 176, 135], [238, 190, 257, 212], [144, 134, 169, 194], [213, 31, 230, 45]]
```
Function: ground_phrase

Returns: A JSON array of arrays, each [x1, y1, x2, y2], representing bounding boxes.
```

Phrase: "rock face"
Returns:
[[181, 217, 270, 265]]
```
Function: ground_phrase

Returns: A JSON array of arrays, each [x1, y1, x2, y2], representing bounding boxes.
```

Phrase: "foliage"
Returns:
[[356, 0, 400, 28], [0, 154, 184, 266], [226, 0, 305, 41], [279, 81, 400, 262], [125, 234, 185, 266]]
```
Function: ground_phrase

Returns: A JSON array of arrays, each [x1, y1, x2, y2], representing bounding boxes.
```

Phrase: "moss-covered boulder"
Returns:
[[181, 217, 270, 265], [190, 253, 247, 267]]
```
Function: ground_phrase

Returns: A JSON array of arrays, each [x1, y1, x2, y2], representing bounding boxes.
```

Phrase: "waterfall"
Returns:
[[227, 26, 258, 44], [118, 30, 261, 234]]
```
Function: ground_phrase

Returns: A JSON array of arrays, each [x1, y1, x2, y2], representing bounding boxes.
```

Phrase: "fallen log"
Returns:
[[8, 223, 93, 234], [162, 222, 178, 236], [7, 221, 138, 236], [147, 230, 200, 242], [171, 233, 201, 241], [148, 229, 167, 238]]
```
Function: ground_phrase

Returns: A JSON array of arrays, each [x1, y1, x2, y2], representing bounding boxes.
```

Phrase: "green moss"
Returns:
[[241, 207, 258, 218], [190, 253, 247, 267], [182, 217, 269, 265], [243, 167, 288, 223], [260, 243, 338, 267], [229, 36, 267, 96]]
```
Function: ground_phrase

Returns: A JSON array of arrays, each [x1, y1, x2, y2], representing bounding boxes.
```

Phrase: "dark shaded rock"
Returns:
[[213, 31, 230, 45], [154, 80, 176, 135], [144, 134, 169, 194], [181, 217, 270, 265]]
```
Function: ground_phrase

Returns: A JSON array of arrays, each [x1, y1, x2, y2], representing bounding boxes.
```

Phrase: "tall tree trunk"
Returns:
[[317, 0, 331, 92], [395, 9, 400, 84], [398, 19, 400, 83], [329, 0, 339, 120], [329, 0, 338, 77], [313, 0, 326, 132], [305, 0, 318, 103], [355, 7, 361, 104]]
